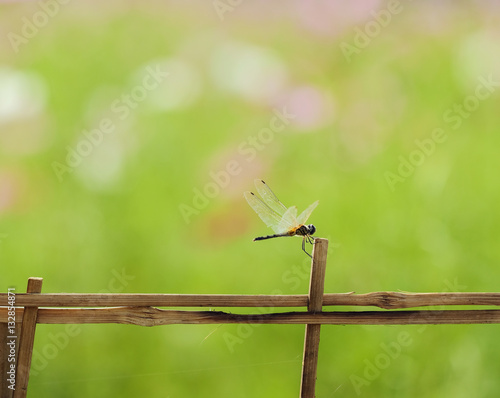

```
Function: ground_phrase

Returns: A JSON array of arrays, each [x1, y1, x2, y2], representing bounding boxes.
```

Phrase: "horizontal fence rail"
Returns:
[[2, 291, 500, 309], [2, 307, 500, 326]]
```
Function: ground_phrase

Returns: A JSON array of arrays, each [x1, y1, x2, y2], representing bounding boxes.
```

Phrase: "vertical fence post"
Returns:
[[13, 278, 43, 398], [1, 321, 15, 398], [300, 238, 328, 398]]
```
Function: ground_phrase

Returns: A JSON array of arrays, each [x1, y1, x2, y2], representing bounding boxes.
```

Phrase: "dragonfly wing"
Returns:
[[244, 191, 283, 233], [296, 200, 319, 225], [277, 206, 298, 234], [254, 179, 288, 217]]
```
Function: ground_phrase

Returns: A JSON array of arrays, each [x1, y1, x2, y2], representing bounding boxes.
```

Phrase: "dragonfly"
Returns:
[[244, 179, 319, 257]]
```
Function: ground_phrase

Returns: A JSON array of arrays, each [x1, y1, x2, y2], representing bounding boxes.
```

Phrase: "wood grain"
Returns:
[[301, 238, 328, 398], [0, 323, 14, 398], [0, 307, 494, 326], [2, 291, 499, 309], [13, 278, 42, 398]]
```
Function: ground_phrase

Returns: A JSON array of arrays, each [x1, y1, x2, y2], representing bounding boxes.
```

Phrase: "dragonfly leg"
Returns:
[[302, 236, 312, 258]]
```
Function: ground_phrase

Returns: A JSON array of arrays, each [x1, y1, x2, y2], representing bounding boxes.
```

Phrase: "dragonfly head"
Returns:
[[307, 224, 316, 235]]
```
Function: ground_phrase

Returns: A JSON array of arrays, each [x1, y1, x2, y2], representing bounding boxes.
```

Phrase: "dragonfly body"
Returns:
[[254, 224, 316, 240], [244, 180, 318, 257]]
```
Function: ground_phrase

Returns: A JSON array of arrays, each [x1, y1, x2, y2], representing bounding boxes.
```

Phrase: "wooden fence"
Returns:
[[1, 238, 500, 397]]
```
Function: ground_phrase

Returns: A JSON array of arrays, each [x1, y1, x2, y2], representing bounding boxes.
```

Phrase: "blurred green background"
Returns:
[[1, 1, 500, 397]]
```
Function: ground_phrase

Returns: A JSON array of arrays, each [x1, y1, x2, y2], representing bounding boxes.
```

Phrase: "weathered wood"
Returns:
[[323, 291, 500, 309], [13, 278, 43, 398], [301, 238, 328, 398], [0, 293, 308, 308], [2, 291, 500, 309], [1, 307, 497, 326], [1, 323, 15, 398]]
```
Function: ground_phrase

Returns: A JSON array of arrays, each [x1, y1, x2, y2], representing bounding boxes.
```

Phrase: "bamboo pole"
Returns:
[[13, 278, 43, 398], [2, 307, 496, 326], [301, 238, 328, 398], [325, 291, 500, 309], [0, 293, 308, 308], [2, 292, 500, 309], [0, 322, 15, 398]]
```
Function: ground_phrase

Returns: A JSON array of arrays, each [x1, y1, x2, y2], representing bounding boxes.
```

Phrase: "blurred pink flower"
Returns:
[[274, 85, 335, 131], [294, 0, 383, 36], [0, 170, 22, 214]]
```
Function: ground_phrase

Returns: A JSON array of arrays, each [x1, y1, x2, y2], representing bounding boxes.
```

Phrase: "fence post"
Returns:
[[13, 278, 43, 398], [1, 321, 15, 398], [300, 238, 328, 398]]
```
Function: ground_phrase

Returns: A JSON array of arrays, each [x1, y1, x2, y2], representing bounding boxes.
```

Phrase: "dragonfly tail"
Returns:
[[254, 233, 289, 241]]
